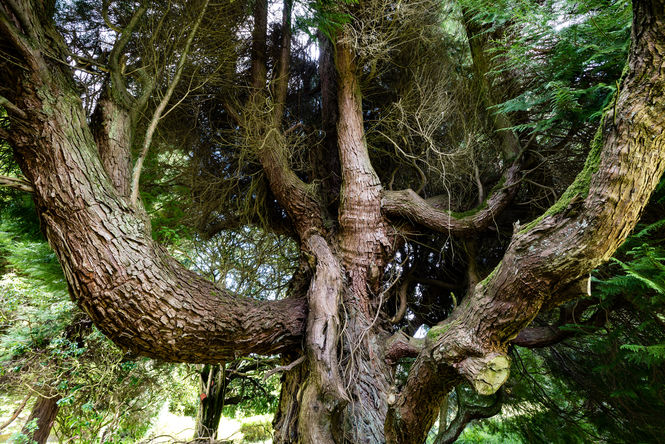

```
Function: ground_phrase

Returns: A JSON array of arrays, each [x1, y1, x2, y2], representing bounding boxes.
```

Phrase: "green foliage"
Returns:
[[0, 202, 174, 442], [296, 0, 358, 40], [240, 419, 273, 442], [10, 418, 38, 444], [473, 0, 632, 133]]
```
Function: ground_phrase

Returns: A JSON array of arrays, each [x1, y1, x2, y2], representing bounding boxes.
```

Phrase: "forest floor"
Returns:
[[145, 401, 273, 443]]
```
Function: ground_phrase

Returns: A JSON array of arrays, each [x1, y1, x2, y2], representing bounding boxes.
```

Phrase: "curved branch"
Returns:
[[4, 2, 306, 364], [101, 0, 122, 33], [435, 388, 504, 444], [386, 2, 665, 441], [381, 163, 520, 236]]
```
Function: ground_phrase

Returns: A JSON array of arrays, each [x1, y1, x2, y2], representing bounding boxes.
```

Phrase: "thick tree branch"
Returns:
[[272, 0, 292, 119], [381, 163, 521, 236], [246, 0, 324, 237], [3, 0, 307, 364], [336, 39, 393, 304], [386, 2, 665, 441]]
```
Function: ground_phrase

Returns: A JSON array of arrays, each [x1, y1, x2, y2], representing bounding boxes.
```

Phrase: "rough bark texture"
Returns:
[[0, 1, 307, 363], [1, 1, 665, 443], [90, 90, 133, 199], [336, 41, 392, 306], [22, 395, 60, 444], [385, 2, 665, 441]]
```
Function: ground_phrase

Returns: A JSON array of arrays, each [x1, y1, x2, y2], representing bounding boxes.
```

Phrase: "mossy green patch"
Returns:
[[518, 119, 605, 234], [480, 262, 501, 287], [426, 320, 459, 342], [449, 177, 506, 219]]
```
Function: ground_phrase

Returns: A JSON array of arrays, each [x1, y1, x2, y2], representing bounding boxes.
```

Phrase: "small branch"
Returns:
[[390, 280, 409, 324], [385, 338, 422, 363], [129, 0, 210, 206], [262, 355, 305, 380], [0, 95, 27, 119], [101, 0, 123, 33], [0, 393, 31, 431], [0, 175, 34, 193], [473, 162, 484, 206], [512, 297, 605, 348]]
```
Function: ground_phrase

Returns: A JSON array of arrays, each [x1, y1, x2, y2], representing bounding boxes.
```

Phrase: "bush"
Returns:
[[239, 420, 272, 442]]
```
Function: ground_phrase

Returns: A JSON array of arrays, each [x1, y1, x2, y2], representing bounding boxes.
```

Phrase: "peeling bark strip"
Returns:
[[386, 1, 665, 442]]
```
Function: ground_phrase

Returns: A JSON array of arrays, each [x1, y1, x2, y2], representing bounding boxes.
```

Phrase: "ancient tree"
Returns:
[[1, 0, 664, 442]]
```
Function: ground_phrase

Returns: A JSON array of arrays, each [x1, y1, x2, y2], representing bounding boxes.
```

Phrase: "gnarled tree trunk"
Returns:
[[1, 1, 664, 443]]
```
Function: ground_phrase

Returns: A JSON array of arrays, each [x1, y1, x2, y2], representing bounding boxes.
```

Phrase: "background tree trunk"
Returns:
[[21, 395, 60, 444], [195, 364, 226, 440]]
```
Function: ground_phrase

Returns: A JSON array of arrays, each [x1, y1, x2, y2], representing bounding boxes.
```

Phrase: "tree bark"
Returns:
[[2, 1, 665, 444], [195, 364, 225, 440], [0, 1, 307, 363], [21, 394, 60, 444]]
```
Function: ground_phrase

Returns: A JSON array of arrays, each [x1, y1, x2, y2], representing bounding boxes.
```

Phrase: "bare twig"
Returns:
[[130, 0, 210, 206], [262, 355, 305, 380], [390, 280, 409, 324], [0, 94, 27, 119], [0, 393, 31, 431]]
